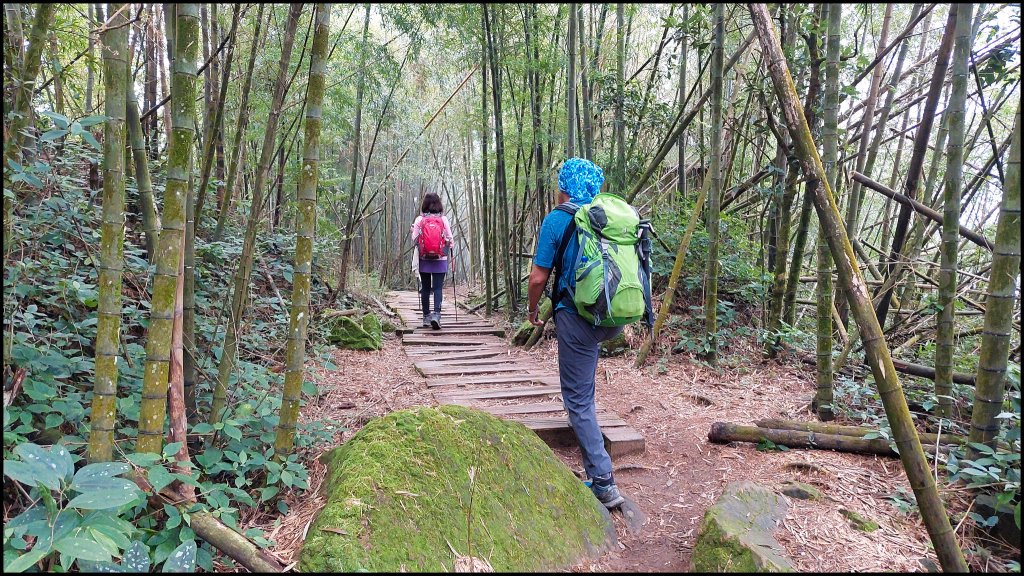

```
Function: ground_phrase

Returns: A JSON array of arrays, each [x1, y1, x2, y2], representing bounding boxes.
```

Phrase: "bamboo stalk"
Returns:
[[137, 3, 200, 455], [87, 2, 128, 463], [274, 3, 331, 458], [746, 4, 967, 570], [709, 422, 944, 457]]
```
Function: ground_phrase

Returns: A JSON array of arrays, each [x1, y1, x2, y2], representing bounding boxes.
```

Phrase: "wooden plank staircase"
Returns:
[[387, 291, 645, 458]]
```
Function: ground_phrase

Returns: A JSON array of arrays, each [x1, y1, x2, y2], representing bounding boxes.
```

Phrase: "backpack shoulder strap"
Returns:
[[551, 203, 580, 308]]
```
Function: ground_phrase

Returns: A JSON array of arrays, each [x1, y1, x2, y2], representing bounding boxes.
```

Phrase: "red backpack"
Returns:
[[418, 215, 446, 259]]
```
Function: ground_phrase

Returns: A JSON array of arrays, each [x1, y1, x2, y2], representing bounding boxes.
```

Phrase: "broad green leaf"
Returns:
[[163, 442, 184, 458], [41, 110, 70, 129], [123, 541, 151, 572], [54, 537, 112, 561], [67, 484, 142, 510], [76, 559, 128, 573], [3, 459, 61, 491], [72, 462, 132, 492], [161, 540, 196, 573], [40, 129, 67, 142], [77, 115, 108, 127], [147, 465, 174, 492], [4, 547, 49, 573]]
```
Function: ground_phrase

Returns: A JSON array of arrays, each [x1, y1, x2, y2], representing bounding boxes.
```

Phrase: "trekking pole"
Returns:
[[452, 248, 459, 322]]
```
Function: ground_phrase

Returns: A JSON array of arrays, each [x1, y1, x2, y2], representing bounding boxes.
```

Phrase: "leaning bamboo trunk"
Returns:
[[702, 3, 724, 367], [274, 3, 331, 457], [969, 102, 1021, 455], [746, 4, 967, 571], [87, 2, 128, 463], [127, 85, 161, 260], [137, 4, 200, 455], [211, 5, 301, 425], [935, 5, 973, 420], [709, 422, 946, 457], [635, 174, 709, 367]]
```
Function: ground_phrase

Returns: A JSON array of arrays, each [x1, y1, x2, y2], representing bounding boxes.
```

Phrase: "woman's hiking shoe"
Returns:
[[430, 312, 441, 330], [588, 474, 625, 509], [422, 314, 431, 328]]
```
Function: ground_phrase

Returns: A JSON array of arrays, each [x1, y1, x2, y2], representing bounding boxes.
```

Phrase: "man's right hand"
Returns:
[[528, 308, 544, 327]]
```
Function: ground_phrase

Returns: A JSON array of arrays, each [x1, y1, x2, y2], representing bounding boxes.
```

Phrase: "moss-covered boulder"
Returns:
[[299, 405, 616, 572], [326, 313, 382, 350], [691, 481, 793, 572]]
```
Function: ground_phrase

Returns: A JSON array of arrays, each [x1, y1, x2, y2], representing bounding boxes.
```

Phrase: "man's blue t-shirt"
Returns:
[[533, 204, 579, 312]]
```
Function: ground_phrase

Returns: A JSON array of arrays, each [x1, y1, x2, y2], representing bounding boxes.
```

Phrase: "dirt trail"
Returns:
[[268, 308, 949, 572]]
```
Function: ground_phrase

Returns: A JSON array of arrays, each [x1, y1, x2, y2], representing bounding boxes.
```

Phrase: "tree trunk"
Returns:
[[274, 3, 331, 458], [211, 4, 301, 425], [702, 3, 724, 367], [676, 4, 688, 206], [747, 4, 967, 571], [566, 3, 576, 159], [968, 102, 1020, 456], [87, 2, 128, 463], [481, 6, 492, 316], [935, 4, 973, 420], [213, 3, 265, 241], [137, 4, 200, 455]]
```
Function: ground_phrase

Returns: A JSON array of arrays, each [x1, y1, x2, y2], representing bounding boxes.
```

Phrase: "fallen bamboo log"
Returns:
[[754, 418, 963, 446], [708, 422, 939, 457]]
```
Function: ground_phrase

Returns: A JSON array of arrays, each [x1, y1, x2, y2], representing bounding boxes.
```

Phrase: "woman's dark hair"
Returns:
[[421, 192, 443, 214]]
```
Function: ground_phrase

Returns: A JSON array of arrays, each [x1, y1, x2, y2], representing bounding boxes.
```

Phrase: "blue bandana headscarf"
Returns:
[[558, 157, 604, 204]]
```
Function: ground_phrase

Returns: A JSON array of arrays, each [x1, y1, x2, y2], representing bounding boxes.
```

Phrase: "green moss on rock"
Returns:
[[691, 481, 793, 572], [840, 508, 879, 532], [780, 480, 822, 501], [299, 405, 616, 572], [327, 313, 382, 350]]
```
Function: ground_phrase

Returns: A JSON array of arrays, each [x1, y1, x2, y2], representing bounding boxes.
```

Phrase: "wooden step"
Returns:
[[435, 384, 562, 402], [418, 364, 532, 377], [402, 334, 505, 346], [426, 373, 559, 388]]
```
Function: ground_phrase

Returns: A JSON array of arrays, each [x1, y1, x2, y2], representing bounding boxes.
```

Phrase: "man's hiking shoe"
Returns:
[[422, 315, 430, 328], [591, 482, 625, 509], [587, 475, 625, 509], [430, 312, 441, 330]]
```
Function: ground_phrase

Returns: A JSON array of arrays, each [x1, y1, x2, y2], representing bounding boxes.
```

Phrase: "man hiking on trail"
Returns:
[[411, 192, 454, 330], [525, 157, 627, 509]]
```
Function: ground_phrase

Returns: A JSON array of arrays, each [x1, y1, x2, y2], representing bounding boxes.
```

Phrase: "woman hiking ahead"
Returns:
[[410, 192, 454, 329]]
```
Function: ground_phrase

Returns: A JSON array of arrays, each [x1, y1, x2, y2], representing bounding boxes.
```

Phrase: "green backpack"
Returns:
[[553, 192, 654, 328]]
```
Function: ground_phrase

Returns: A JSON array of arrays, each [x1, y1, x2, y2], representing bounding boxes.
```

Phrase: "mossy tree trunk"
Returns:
[[3, 3, 55, 252], [137, 3, 200, 455], [935, 4, 973, 421], [274, 3, 332, 458], [968, 102, 1020, 456], [613, 2, 625, 191], [212, 3, 264, 242], [746, 4, 967, 571], [87, 2, 128, 463], [211, 4, 301, 425], [702, 3, 724, 367], [812, 2, 840, 422]]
